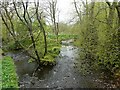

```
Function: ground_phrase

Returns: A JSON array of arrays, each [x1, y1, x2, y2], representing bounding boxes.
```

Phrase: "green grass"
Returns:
[[48, 34, 78, 41], [2, 56, 18, 88]]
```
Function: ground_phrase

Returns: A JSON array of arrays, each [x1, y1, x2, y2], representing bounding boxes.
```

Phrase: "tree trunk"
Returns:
[[73, 0, 81, 22], [116, 1, 120, 24], [28, 25, 41, 65], [35, 1, 47, 56]]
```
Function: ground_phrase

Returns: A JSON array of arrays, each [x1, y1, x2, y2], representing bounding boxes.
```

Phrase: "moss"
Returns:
[[40, 46, 61, 66], [41, 54, 56, 66], [1, 56, 18, 88], [42, 54, 54, 62]]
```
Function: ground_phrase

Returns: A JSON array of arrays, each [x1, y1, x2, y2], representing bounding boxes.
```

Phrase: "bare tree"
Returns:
[[1, 2, 16, 41], [0, 1, 38, 60], [34, 0, 47, 56], [13, 1, 41, 66], [73, 0, 82, 22], [73, 0, 91, 23], [44, 0, 59, 41]]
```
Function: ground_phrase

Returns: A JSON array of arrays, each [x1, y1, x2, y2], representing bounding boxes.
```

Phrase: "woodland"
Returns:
[[0, 0, 120, 88]]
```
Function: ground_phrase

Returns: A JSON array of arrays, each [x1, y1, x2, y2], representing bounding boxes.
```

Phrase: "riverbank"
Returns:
[[1, 56, 18, 88], [74, 39, 120, 88], [1, 39, 119, 88]]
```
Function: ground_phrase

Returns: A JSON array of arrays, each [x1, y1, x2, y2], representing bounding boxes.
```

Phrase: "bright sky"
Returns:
[[3, 0, 118, 23], [57, 0, 74, 23], [52, 0, 117, 23], [1, 0, 118, 23]]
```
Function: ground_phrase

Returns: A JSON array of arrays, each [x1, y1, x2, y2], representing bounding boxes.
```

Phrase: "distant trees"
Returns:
[[45, 0, 59, 41], [73, 0, 82, 22], [1, 2, 17, 43]]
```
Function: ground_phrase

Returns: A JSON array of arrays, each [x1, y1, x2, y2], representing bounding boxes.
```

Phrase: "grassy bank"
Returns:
[[2, 56, 18, 88], [2, 34, 77, 65], [48, 34, 78, 41]]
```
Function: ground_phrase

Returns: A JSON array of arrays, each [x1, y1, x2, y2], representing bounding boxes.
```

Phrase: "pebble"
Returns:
[[67, 75, 70, 77], [52, 82, 55, 85], [39, 80, 44, 82], [46, 85, 49, 88], [53, 71, 56, 74], [38, 69, 41, 71], [56, 81, 59, 83], [20, 84, 25, 88], [73, 78, 75, 80]]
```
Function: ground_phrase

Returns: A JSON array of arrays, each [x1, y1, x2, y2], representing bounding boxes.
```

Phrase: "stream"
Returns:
[[7, 40, 113, 88]]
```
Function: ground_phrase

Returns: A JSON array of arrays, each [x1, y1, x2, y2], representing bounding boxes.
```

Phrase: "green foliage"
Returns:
[[1, 56, 18, 88], [74, 2, 120, 76], [42, 54, 54, 61], [44, 37, 61, 63], [25, 34, 61, 64], [58, 23, 70, 34], [28, 58, 35, 63], [2, 14, 61, 65], [48, 34, 78, 41], [40, 46, 60, 65]]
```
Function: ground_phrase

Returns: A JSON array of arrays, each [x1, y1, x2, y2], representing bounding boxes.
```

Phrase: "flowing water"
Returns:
[[6, 40, 112, 88]]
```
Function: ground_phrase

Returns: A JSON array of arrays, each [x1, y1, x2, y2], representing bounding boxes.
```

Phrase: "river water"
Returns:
[[7, 41, 114, 88]]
